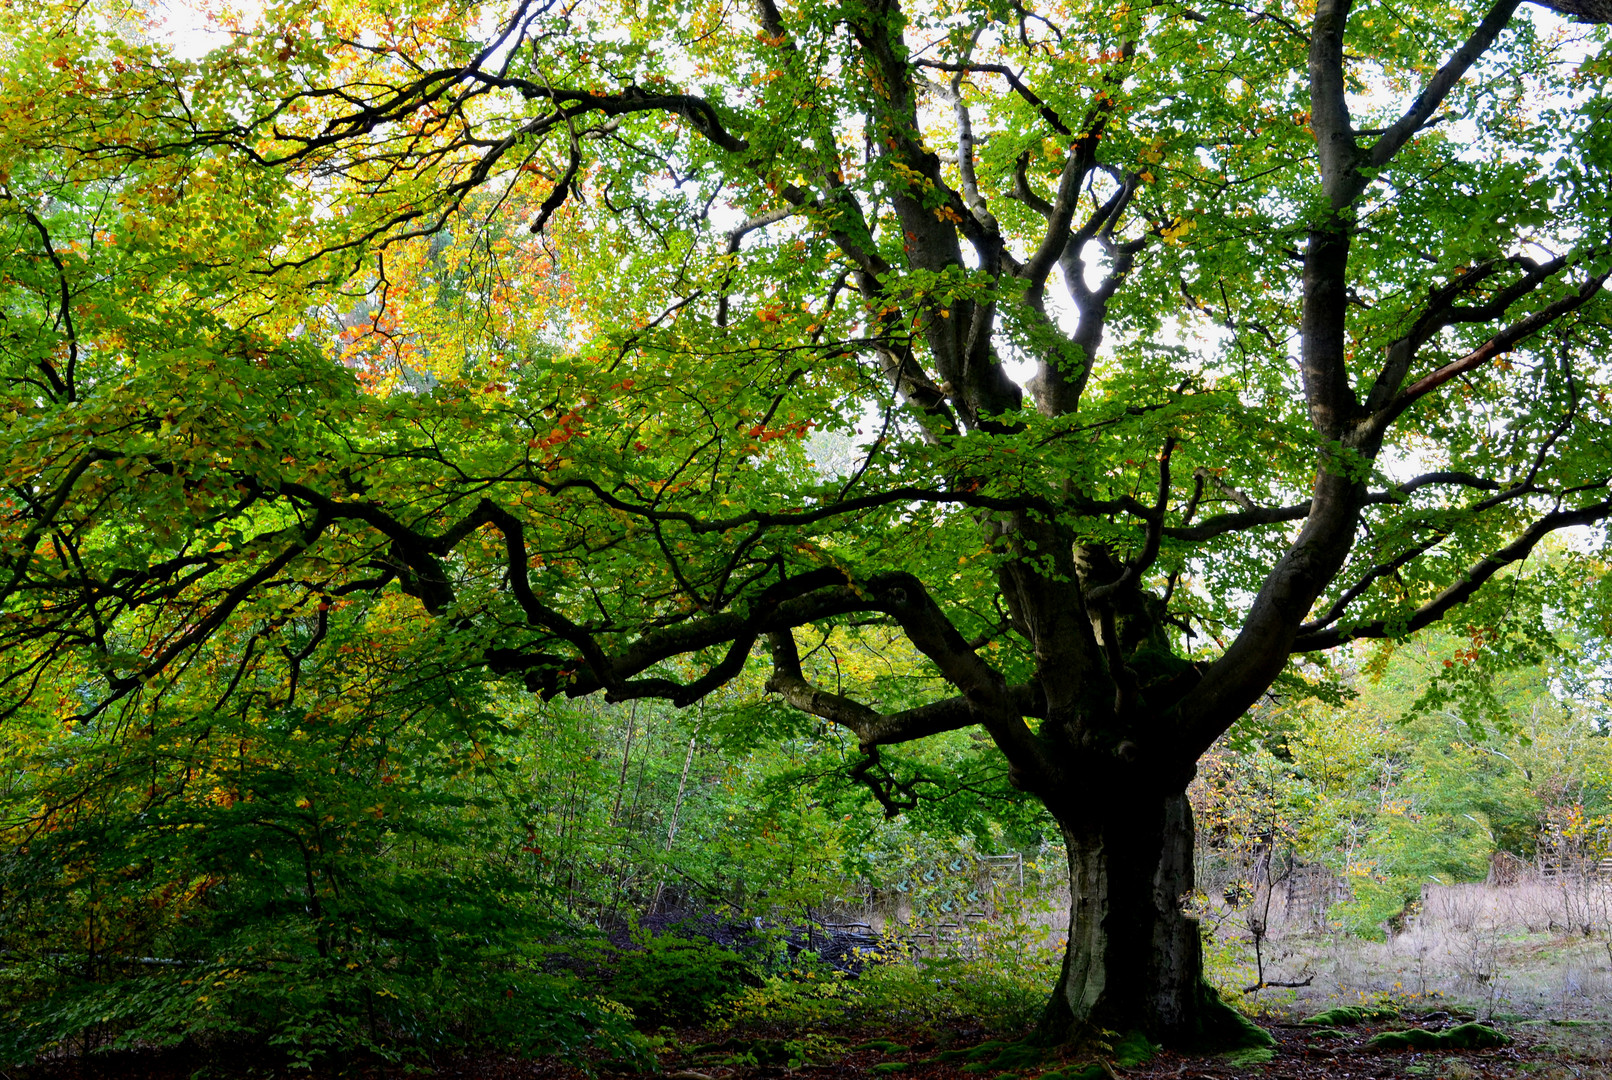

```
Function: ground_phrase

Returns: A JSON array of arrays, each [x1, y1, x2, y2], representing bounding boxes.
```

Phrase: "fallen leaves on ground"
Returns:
[[10, 1015, 1599, 1080]]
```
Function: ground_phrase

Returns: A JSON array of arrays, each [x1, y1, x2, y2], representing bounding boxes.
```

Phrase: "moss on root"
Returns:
[[1108, 1031, 1158, 1067], [1219, 1046, 1276, 1067], [1367, 1023, 1511, 1051], [1034, 980, 1273, 1055], [1301, 1005, 1400, 1026], [1183, 981, 1277, 1052]]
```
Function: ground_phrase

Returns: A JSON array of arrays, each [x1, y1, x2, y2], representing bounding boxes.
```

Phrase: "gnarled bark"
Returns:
[[1038, 789, 1270, 1049]]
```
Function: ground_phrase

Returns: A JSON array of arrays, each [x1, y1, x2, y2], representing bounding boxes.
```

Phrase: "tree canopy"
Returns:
[[3, 0, 1611, 1047]]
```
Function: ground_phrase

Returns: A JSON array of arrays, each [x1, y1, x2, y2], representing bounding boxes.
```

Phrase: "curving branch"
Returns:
[[912, 60, 1073, 138], [1086, 437, 1174, 606], [1366, 0, 1524, 172], [19, 209, 79, 401], [1375, 267, 1611, 431], [766, 629, 1005, 747], [1292, 493, 1612, 651], [1018, 43, 1135, 297], [1365, 252, 1578, 415]]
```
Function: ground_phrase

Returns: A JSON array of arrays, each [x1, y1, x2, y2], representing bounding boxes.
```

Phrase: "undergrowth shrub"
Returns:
[[721, 918, 1059, 1035], [1, 956, 651, 1070], [724, 958, 859, 1029], [854, 950, 1055, 1032], [1196, 913, 1305, 1019], [604, 932, 760, 1027]]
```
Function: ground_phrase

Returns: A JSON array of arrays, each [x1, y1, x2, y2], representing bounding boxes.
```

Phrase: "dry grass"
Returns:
[[1201, 872, 1612, 1023], [837, 864, 1612, 1030]]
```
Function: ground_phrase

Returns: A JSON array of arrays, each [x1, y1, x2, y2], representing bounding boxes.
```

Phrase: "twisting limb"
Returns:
[[1366, 0, 1524, 172], [715, 206, 804, 326], [1365, 252, 1579, 413], [1018, 41, 1135, 296], [1292, 494, 1612, 651], [765, 630, 999, 746], [1380, 269, 1611, 426], [1086, 437, 1175, 607], [18, 209, 78, 401], [912, 60, 1073, 137]]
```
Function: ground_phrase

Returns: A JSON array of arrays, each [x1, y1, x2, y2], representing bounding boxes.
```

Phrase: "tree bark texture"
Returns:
[[1041, 790, 1264, 1047]]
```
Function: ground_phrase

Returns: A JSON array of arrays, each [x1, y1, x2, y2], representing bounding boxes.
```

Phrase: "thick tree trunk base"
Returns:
[[1034, 977, 1273, 1052], [1032, 788, 1276, 1053]]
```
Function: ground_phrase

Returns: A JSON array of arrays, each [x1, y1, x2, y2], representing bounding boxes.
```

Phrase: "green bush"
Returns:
[[1, 955, 651, 1070], [605, 934, 759, 1027], [718, 933, 1056, 1036], [852, 952, 1053, 1033], [724, 966, 859, 1029]]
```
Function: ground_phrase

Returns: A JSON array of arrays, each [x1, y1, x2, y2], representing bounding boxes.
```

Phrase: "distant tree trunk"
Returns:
[[1038, 788, 1265, 1048], [650, 727, 698, 916], [608, 702, 639, 828]]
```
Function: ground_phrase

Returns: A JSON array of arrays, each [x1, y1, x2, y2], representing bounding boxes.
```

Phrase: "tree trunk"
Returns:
[[1038, 789, 1268, 1049]]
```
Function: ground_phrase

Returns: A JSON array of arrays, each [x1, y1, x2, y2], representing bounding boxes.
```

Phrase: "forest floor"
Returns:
[[13, 1012, 1612, 1080]]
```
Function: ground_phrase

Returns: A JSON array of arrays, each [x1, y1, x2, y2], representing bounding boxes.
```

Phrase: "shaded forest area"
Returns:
[[7, 617, 1612, 1076]]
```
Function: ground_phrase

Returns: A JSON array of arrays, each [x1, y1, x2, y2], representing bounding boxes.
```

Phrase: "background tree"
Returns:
[[3, 0, 1612, 1048]]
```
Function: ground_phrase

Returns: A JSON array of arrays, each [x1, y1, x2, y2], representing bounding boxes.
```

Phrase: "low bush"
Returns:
[[604, 932, 760, 1027], [1, 956, 652, 1070]]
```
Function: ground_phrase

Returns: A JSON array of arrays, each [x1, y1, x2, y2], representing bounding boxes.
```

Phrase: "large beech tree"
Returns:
[[4, 0, 1612, 1046]]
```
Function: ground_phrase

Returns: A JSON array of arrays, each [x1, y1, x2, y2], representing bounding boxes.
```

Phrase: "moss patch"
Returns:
[[854, 1040, 909, 1055], [1109, 1031, 1158, 1068], [687, 1036, 841, 1067], [1184, 982, 1277, 1052], [936, 1041, 999, 1063], [1368, 1023, 1511, 1051], [943, 1040, 1049, 1074], [1220, 1046, 1276, 1067], [870, 1063, 909, 1074], [1302, 1005, 1400, 1026]]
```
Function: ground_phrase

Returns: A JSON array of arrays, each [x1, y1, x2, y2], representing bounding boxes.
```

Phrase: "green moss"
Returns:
[[992, 1043, 1053, 1071], [1367, 1023, 1510, 1051], [947, 1040, 1049, 1073], [854, 1040, 909, 1055], [689, 1036, 841, 1067], [1445, 1023, 1512, 1048], [870, 1063, 909, 1074], [1304, 1027, 1347, 1039], [1183, 981, 1277, 1052], [1110, 1031, 1159, 1068], [937, 1040, 1004, 1063], [1220, 1046, 1275, 1066], [1368, 1029, 1444, 1050], [1302, 1005, 1400, 1026]]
